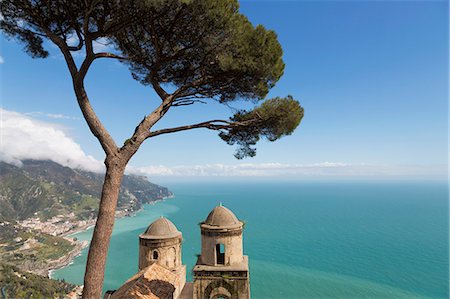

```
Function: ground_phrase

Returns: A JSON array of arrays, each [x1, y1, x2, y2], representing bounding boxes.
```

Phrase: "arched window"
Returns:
[[152, 250, 159, 260], [216, 243, 225, 265]]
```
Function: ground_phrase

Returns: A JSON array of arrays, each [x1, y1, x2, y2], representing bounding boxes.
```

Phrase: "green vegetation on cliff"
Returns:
[[0, 263, 74, 299], [0, 159, 173, 297], [0, 223, 75, 274], [0, 160, 172, 221]]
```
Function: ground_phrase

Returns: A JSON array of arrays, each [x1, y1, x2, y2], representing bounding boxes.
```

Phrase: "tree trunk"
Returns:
[[82, 158, 126, 299]]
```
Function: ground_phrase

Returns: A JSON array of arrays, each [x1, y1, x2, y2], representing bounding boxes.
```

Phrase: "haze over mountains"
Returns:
[[1, 108, 445, 181], [0, 159, 172, 221]]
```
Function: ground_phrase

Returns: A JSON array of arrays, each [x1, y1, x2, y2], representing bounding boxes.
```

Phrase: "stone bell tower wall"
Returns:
[[138, 235, 182, 271], [193, 256, 250, 299], [200, 227, 243, 266]]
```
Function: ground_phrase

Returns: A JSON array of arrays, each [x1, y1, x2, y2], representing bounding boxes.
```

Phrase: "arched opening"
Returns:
[[152, 250, 159, 260], [205, 281, 235, 299], [216, 243, 225, 265]]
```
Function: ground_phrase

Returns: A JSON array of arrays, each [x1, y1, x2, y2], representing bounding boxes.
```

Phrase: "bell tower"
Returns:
[[193, 205, 250, 299], [138, 216, 186, 298]]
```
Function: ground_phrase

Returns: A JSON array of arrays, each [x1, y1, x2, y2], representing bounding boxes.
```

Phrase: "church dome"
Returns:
[[141, 217, 181, 239], [203, 205, 242, 228]]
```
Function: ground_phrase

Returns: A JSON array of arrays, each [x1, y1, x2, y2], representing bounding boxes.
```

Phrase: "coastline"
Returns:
[[45, 240, 89, 278], [48, 195, 174, 279], [60, 220, 96, 238]]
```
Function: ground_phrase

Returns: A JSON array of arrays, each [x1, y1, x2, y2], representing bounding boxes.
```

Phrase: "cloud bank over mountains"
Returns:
[[0, 109, 104, 173], [0, 108, 445, 179]]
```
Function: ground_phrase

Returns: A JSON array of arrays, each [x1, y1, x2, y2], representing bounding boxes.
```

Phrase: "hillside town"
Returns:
[[19, 213, 94, 237]]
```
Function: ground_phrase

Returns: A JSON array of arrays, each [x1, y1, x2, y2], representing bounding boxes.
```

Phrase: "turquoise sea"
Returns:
[[52, 181, 449, 298]]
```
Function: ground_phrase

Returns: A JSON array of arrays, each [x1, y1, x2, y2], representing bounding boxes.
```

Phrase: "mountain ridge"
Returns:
[[0, 159, 172, 221]]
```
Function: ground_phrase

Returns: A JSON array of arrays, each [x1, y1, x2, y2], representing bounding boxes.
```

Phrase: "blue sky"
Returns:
[[0, 0, 448, 180]]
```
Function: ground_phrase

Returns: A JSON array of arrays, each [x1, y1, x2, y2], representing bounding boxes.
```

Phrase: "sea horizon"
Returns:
[[52, 180, 449, 299]]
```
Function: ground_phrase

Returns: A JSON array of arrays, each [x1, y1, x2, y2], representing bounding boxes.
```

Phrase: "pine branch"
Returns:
[[146, 118, 257, 139]]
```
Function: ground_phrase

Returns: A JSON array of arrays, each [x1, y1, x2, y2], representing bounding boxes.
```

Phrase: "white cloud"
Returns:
[[0, 56, 4, 64], [129, 162, 446, 178], [139, 162, 319, 177], [0, 109, 444, 179], [0, 108, 104, 173], [24, 111, 80, 120]]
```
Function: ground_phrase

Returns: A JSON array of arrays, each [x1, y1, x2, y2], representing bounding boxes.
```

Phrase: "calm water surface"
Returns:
[[53, 181, 449, 298]]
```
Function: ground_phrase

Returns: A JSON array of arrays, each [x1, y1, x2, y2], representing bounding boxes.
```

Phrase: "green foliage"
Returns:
[[0, 160, 172, 221], [115, 0, 284, 102], [0, 263, 74, 298], [1, 0, 285, 103], [0, 0, 83, 57], [74, 195, 98, 211], [0, 0, 284, 102], [0, 162, 58, 220], [0, 223, 74, 271], [1, 0, 303, 160], [0, 0, 127, 58], [0, 22, 49, 58], [220, 96, 304, 158]]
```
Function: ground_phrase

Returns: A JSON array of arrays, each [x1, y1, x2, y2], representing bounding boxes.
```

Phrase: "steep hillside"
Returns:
[[0, 222, 76, 275], [0, 160, 172, 221], [0, 263, 76, 299]]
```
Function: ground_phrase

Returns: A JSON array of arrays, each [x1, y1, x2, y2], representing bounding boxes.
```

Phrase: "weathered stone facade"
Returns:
[[107, 205, 250, 299], [193, 206, 250, 299], [138, 235, 182, 270], [192, 260, 251, 299], [199, 228, 243, 266], [137, 217, 186, 299]]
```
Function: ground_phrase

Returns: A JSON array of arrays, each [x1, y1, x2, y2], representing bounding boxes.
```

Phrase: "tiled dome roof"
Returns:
[[142, 217, 181, 239]]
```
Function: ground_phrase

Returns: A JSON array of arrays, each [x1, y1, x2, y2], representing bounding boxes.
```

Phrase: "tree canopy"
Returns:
[[220, 96, 303, 158], [1, 1, 304, 297], [1, 0, 303, 158], [115, 0, 285, 102]]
